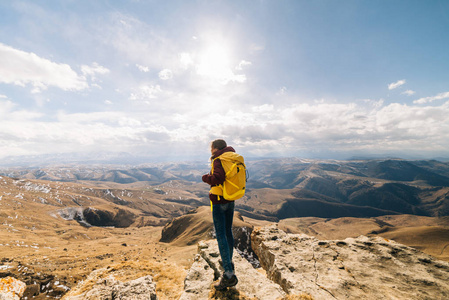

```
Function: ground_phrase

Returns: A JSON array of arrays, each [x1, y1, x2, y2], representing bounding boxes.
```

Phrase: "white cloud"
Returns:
[[236, 60, 252, 71], [129, 84, 163, 100], [0, 43, 88, 92], [0, 106, 172, 158], [413, 91, 449, 104], [401, 90, 416, 96], [56, 111, 123, 123], [31, 81, 48, 94], [388, 79, 406, 90], [0, 99, 17, 114], [2, 97, 449, 159], [207, 100, 449, 157], [136, 64, 149, 72], [81, 62, 110, 81], [252, 104, 274, 113], [0, 99, 42, 121], [91, 83, 103, 89], [158, 69, 173, 80]]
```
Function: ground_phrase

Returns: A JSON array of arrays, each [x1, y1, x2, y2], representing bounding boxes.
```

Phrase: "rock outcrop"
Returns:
[[181, 225, 449, 299], [0, 277, 26, 300], [0, 261, 70, 299], [180, 240, 286, 300], [62, 268, 157, 300], [251, 225, 449, 299], [179, 254, 215, 300]]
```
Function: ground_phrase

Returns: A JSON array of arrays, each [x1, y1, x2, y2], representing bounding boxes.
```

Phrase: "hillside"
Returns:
[[244, 158, 449, 219], [0, 175, 204, 299]]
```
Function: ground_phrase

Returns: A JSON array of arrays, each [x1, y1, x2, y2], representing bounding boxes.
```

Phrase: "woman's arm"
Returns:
[[202, 159, 225, 186]]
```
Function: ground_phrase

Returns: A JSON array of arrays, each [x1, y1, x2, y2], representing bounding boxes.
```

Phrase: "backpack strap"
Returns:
[[209, 157, 224, 197]]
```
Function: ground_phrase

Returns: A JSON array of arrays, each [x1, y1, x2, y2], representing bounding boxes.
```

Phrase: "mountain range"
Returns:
[[2, 158, 448, 222]]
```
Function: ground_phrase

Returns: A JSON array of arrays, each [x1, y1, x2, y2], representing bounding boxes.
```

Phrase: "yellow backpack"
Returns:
[[210, 152, 247, 201]]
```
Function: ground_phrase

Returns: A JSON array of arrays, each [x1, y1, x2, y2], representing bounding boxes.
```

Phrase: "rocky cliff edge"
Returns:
[[182, 225, 449, 299]]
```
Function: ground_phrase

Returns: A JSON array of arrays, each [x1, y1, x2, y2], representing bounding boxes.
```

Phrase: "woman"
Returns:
[[202, 139, 238, 290]]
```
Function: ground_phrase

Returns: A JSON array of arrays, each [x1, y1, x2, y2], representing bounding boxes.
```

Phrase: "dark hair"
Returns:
[[211, 139, 227, 150]]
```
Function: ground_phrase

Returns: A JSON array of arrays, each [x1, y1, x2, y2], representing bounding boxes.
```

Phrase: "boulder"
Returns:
[[251, 224, 449, 299], [62, 269, 157, 300], [0, 277, 26, 300], [179, 254, 214, 300]]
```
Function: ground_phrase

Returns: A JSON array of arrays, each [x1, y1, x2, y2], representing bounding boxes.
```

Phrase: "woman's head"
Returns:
[[211, 139, 227, 154]]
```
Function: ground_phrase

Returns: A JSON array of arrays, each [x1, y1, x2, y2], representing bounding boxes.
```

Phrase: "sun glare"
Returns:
[[196, 43, 235, 83]]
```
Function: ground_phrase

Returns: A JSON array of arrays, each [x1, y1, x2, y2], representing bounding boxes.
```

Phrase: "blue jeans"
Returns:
[[212, 202, 235, 275]]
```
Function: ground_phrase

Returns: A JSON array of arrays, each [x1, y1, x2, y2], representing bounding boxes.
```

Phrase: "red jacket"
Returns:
[[202, 146, 235, 205]]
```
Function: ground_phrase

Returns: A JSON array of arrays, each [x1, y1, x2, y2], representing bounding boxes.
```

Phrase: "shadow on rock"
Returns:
[[209, 286, 250, 300]]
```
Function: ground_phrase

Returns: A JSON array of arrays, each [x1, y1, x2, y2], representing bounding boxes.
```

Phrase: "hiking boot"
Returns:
[[214, 274, 238, 291]]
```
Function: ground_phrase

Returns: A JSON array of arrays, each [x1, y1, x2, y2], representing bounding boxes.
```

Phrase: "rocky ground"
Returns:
[[251, 225, 449, 299], [177, 225, 449, 300]]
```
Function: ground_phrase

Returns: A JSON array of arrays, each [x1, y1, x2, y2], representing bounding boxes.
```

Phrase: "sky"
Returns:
[[1, 0, 449, 163]]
